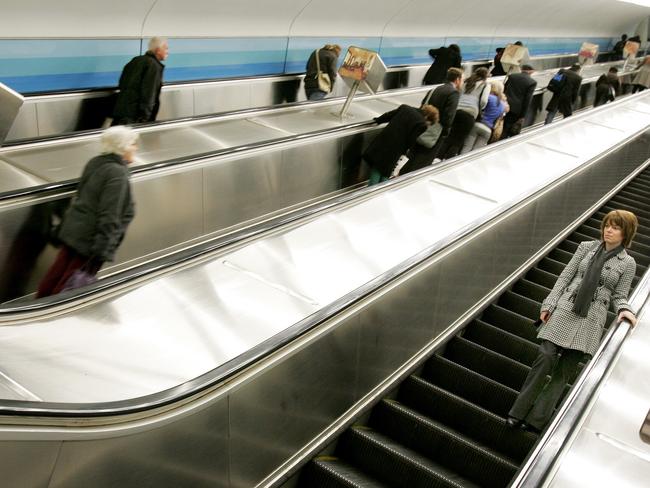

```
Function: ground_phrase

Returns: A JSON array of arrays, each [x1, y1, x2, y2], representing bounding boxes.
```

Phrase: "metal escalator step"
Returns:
[[301, 459, 390, 488], [338, 427, 479, 488], [618, 190, 650, 208], [496, 290, 541, 321], [548, 248, 573, 265], [577, 225, 600, 240], [443, 337, 529, 391], [462, 320, 538, 366], [525, 267, 557, 290], [623, 184, 650, 200], [370, 400, 518, 488], [537, 257, 564, 277], [611, 195, 650, 215], [558, 239, 579, 254], [512, 279, 550, 303], [481, 305, 539, 343], [423, 355, 517, 417], [398, 376, 537, 463], [601, 204, 650, 227]]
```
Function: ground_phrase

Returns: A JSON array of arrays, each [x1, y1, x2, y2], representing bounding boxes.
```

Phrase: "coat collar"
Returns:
[[589, 240, 627, 261]]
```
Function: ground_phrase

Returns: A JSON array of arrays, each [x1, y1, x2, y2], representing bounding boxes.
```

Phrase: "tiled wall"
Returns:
[[0, 36, 616, 94]]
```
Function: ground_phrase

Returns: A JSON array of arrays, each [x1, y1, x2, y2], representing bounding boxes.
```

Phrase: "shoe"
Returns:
[[521, 422, 542, 434], [506, 417, 523, 429]]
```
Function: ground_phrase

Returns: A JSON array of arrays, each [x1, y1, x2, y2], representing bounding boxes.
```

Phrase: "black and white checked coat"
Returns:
[[538, 240, 636, 356]]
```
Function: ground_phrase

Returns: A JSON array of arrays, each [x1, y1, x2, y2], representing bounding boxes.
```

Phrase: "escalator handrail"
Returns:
[[511, 247, 650, 487]]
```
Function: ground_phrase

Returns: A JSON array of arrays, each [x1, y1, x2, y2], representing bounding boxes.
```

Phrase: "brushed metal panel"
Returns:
[[229, 315, 360, 488], [0, 158, 46, 193], [5, 101, 37, 142], [156, 86, 195, 120], [195, 119, 287, 147], [36, 97, 84, 137], [193, 83, 252, 116], [136, 126, 224, 164], [3, 139, 101, 183], [490, 202, 537, 272], [49, 401, 230, 488], [0, 82, 24, 144], [114, 168, 204, 262], [0, 440, 60, 488]]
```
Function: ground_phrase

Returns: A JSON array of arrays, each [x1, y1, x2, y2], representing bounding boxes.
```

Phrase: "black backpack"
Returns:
[[547, 71, 566, 94]]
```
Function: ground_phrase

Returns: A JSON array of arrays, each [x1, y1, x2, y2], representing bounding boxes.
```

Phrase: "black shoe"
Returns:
[[506, 417, 523, 429], [521, 422, 542, 434]]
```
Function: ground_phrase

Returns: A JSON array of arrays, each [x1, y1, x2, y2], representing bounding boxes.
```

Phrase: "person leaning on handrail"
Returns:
[[36, 127, 137, 298], [507, 210, 638, 433], [304, 44, 342, 101]]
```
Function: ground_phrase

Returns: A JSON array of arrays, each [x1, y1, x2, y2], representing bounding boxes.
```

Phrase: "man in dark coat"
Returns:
[[364, 104, 438, 185], [112, 37, 169, 125], [502, 64, 537, 139], [422, 44, 462, 85], [491, 48, 506, 76], [400, 67, 463, 173], [545, 64, 582, 125], [613, 34, 628, 60], [594, 67, 620, 107]]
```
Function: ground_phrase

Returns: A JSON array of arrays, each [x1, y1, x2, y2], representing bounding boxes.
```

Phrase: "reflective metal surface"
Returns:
[[0, 82, 24, 145], [0, 95, 648, 488]]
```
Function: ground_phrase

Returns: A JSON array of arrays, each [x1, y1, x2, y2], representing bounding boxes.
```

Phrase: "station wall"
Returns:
[[0, 0, 647, 93]]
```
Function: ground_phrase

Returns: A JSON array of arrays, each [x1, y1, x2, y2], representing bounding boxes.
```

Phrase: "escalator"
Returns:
[[295, 170, 650, 487]]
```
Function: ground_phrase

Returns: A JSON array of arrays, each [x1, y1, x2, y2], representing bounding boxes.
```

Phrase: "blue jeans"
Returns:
[[307, 90, 327, 101]]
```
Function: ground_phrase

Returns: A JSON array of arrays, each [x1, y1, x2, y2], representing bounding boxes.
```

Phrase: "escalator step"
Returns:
[[496, 290, 541, 321], [512, 279, 550, 303], [301, 458, 389, 488], [611, 195, 650, 215], [443, 337, 529, 391], [370, 400, 518, 488], [338, 427, 479, 488], [577, 225, 600, 240], [601, 204, 650, 228], [462, 320, 538, 366], [548, 248, 573, 265], [398, 376, 537, 463], [558, 240, 578, 254], [423, 355, 517, 417], [537, 257, 564, 276], [525, 267, 558, 290], [481, 305, 539, 343]]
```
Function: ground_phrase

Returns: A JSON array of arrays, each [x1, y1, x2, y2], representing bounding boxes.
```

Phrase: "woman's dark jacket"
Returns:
[[58, 153, 135, 262], [113, 52, 164, 123], [546, 69, 582, 112], [363, 105, 427, 177], [423, 47, 462, 85], [304, 49, 338, 92]]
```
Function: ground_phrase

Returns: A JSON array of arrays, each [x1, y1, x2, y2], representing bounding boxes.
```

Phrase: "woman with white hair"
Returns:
[[461, 80, 509, 153], [36, 126, 137, 297]]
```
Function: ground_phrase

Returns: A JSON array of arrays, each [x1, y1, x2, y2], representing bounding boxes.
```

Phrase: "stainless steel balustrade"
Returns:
[[0, 61, 639, 304], [4, 52, 608, 143], [0, 92, 649, 488]]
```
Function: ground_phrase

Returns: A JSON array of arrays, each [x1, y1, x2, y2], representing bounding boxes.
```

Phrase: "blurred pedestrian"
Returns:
[[304, 44, 342, 101], [423, 44, 462, 85]]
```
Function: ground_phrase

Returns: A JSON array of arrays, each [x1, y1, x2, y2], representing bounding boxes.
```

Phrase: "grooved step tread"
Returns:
[[306, 459, 389, 488]]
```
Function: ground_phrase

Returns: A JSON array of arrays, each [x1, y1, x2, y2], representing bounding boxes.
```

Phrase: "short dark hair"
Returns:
[[521, 64, 534, 72], [570, 63, 581, 71], [609, 67, 619, 74], [446, 67, 463, 82], [514, 41, 523, 46]]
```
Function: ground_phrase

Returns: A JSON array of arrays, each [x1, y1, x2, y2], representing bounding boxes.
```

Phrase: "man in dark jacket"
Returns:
[[502, 64, 537, 139], [594, 67, 620, 107], [422, 44, 462, 85], [613, 34, 628, 60], [364, 104, 438, 185], [401, 67, 463, 172], [112, 37, 168, 125], [304, 44, 341, 101], [545, 64, 582, 125]]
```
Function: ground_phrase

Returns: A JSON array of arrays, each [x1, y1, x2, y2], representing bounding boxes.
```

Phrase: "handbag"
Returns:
[[315, 49, 332, 93], [61, 265, 98, 292], [489, 116, 504, 143], [416, 123, 442, 148]]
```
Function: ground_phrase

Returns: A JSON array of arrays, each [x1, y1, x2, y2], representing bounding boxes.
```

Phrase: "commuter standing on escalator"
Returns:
[[502, 64, 537, 139], [507, 210, 638, 433], [304, 44, 342, 101], [544, 64, 582, 125], [36, 126, 137, 298], [422, 44, 462, 86], [112, 37, 168, 126], [594, 67, 620, 107]]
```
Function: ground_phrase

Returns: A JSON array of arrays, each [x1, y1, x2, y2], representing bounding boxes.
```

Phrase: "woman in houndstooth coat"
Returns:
[[507, 210, 638, 432]]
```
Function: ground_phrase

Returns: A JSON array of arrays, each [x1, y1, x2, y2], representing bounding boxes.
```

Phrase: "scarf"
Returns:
[[573, 242, 623, 317]]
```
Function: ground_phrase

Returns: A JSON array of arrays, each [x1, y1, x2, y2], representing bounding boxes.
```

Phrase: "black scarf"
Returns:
[[573, 242, 623, 317]]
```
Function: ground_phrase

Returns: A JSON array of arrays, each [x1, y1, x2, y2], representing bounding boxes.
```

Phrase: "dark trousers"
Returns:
[[438, 111, 476, 160], [36, 245, 102, 298], [508, 340, 587, 430]]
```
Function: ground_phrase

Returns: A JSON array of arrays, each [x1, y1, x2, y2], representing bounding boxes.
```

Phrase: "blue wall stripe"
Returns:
[[0, 36, 619, 94]]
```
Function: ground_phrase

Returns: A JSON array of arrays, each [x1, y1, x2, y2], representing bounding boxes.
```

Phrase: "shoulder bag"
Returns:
[[315, 49, 332, 93]]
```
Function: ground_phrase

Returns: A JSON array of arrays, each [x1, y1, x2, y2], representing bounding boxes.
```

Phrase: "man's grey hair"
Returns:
[[148, 37, 168, 52], [101, 126, 139, 156]]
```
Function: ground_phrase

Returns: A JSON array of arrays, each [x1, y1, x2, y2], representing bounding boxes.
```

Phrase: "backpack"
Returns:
[[547, 71, 566, 94]]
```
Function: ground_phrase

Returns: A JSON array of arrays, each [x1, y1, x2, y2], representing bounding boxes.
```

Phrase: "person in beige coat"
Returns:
[[633, 56, 650, 93], [507, 210, 638, 432]]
